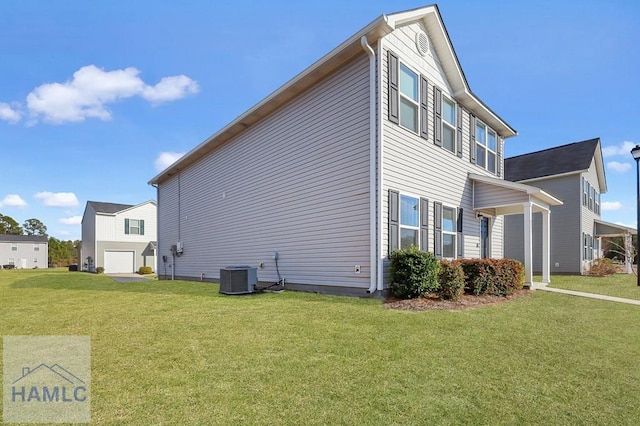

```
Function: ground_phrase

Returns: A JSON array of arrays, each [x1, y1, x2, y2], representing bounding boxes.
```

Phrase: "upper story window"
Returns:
[[125, 219, 145, 235], [400, 195, 420, 249], [583, 178, 589, 206], [442, 97, 456, 153], [34, 244, 40, 252], [582, 178, 600, 215], [595, 191, 600, 215], [476, 121, 497, 173], [399, 63, 419, 133], [11, 243, 17, 251]]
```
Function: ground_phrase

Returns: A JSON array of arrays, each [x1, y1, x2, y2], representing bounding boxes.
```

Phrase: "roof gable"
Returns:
[[149, 4, 515, 185], [504, 138, 607, 192]]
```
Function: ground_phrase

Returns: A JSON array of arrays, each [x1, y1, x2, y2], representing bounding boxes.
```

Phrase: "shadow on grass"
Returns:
[[10, 272, 225, 298]]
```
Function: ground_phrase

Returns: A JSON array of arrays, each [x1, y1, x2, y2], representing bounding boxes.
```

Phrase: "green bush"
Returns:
[[138, 266, 153, 275], [388, 246, 440, 299], [588, 258, 617, 277], [437, 260, 465, 301], [95, 266, 105, 274], [458, 259, 524, 296]]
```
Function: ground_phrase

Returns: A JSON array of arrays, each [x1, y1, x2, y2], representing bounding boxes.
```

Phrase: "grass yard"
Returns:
[[548, 273, 640, 300], [1, 269, 640, 425]]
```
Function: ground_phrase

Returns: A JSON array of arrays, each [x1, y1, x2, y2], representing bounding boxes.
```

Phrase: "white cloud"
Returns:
[[607, 161, 632, 173], [26, 65, 199, 124], [602, 201, 623, 211], [59, 216, 82, 225], [0, 102, 22, 123], [34, 191, 79, 207], [602, 141, 636, 157], [155, 151, 185, 172], [142, 75, 199, 104], [0, 194, 28, 208]]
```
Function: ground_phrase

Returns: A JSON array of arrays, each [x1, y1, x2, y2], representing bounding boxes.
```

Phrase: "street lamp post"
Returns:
[[631, 145, 640, 286]]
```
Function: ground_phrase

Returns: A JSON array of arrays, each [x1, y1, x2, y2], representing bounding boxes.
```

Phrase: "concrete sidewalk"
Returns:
[[107, 273, 153, 283], [532, 283, 640, 306]]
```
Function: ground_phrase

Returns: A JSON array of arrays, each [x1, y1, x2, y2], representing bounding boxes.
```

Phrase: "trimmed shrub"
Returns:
[[437, 260, 465, 301], [458, 258, 524, 296], [95, 266, 105, 274], [588, 258, 617, 277], [389, 246, 440, 298], [138, 266, 153, 275]]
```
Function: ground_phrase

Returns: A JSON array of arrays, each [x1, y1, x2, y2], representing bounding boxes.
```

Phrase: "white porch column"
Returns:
[[523, 202, 533, 286], [541, 208, 551, 284]]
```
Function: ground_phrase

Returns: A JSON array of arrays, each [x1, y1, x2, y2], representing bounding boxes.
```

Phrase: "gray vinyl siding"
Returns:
[[0, 241, 48, 269], [96, 241, 154, 272], [381, 22, 504, 276], [504, 173, 581, 273], [157, 54, 372, 288], [81, 205, 96, 269]]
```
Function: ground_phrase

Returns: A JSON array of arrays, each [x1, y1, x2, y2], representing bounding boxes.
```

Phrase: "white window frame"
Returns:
[[595, 191, 600, 215], [8, 258, 15, 266], [34, 258, 38, 263], [34, 244, 40, 252], [11, 243, 17, 251], [442, 204, 457, 259], [442, 95, 456, 153], [399, 193, 420, 249], [129, 219, 141, 235], [583, 178, 588, 206], [398, 62, 420, 134], [475, 120, 497, 173]]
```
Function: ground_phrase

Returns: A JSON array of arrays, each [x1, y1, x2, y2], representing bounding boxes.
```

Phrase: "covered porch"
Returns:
[[469, 173, 563, 286], [594, 220, 637, 274]]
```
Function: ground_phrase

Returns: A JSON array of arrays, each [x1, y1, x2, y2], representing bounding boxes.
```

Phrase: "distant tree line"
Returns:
[[0, 213, 80, 266]]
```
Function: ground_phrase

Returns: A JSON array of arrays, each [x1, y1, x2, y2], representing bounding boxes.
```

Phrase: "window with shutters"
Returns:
[[583, 178, 588, 206], [475, 121, 497, 173], [399, 63, 419, 133], [442, 96, 456, 153], [442, 206, 457, 258], [125, 218, 145, 235], [400, 195, 420, 249]]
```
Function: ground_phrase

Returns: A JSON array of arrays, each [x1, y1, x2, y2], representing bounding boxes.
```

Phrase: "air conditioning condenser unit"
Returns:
[[219, 266, 257, 295]]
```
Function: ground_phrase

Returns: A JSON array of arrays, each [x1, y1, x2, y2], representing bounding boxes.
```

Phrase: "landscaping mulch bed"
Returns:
[[383, 289, 531, 311]]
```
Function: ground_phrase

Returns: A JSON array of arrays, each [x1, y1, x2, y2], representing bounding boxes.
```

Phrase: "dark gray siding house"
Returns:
[[504, 138, 635, 275], [150, 5, 562, 294]]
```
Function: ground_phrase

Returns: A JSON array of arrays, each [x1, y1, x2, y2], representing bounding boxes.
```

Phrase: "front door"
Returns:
[[480, 217, 490, 259]]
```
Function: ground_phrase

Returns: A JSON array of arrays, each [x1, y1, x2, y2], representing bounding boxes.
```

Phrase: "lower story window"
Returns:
[[400, 195, 419, 249], [442, 206, 457, 258], [8, 258, 15, 266]]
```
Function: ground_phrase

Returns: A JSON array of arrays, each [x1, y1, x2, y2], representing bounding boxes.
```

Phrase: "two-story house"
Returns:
[[504, 138, 635, 275], [0, 235, 48, 269], [81, 200, 157, 273], [149, 5, 561, 295]]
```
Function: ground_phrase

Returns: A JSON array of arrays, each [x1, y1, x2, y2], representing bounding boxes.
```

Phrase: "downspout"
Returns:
[[361, 36, 377, 294], [376, 40, 385, 292]]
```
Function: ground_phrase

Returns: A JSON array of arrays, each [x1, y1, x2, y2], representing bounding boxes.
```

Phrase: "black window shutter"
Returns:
[[125, 218, 130, 235], [457, 208, 464, 258], [497, 136, 503, 177], [469, 113, 476, 163], [456, 105, 463, 157], [420, 75, 429, 140], [389, 189, 399, 255], [388, 51, 399, 125], [434, 202, 442, 259], [140, 219, 145, 236], [420, 198, 429, 252], [433, 87, 442, 147]]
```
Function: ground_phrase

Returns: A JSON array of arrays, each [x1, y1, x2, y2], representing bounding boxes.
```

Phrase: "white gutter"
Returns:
[[376, 40, 385, 292], [361, 36, 377, 294]]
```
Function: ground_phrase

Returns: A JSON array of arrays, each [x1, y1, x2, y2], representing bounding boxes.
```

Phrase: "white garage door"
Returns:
[[104, 251, 134, 273]]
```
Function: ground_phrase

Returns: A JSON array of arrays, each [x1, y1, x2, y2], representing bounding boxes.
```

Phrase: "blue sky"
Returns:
[[1, 0, 638, 240]]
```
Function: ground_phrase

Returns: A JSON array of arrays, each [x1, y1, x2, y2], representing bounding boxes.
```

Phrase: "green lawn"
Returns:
[[1, 269, 640, 425], [548, 273, 640, 300]]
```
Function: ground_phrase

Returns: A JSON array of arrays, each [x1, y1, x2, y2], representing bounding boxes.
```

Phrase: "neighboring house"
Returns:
[[149, 5, 561, 295], [0, 235, 48, 269], [81, 200, 157, 273], [504, 138, 635, 275]]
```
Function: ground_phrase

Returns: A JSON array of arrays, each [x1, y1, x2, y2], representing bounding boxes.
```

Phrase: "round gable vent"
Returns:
[[415, 30, 429, 56]]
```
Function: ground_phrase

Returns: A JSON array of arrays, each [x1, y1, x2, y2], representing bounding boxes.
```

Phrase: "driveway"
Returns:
[[107, 273, 152, 283]]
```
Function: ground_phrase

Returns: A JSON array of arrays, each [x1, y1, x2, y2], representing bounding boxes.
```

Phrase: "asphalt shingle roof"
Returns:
[[504, 138, 599, 182], [0, 234, 48, 243], [87, 201, 134, 214]]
